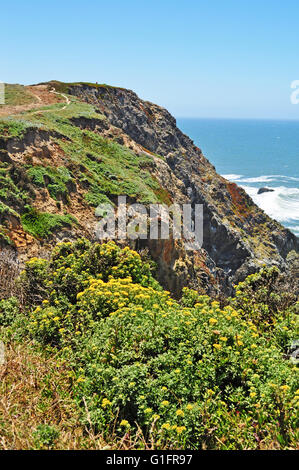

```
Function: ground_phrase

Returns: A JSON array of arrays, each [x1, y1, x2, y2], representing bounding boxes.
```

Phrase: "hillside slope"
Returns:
[[0, 81, 297, 296]]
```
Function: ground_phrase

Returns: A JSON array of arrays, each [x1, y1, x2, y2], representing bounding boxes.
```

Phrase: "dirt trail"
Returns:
[[49, 88, 70, 110], [0, 85, 70, 117], [26, 85, 71, 114]]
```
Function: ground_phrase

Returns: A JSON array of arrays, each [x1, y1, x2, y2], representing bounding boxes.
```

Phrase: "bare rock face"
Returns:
[[66, 83, 298, 293]]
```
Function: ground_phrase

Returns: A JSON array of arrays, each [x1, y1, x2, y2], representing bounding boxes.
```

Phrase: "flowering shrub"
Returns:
[[5, 240, 299, 449], [70, 299, 298, 449], [231, 266, 297, 325]]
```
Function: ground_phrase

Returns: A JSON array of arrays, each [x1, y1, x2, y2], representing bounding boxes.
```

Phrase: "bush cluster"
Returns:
[[1, 240, 298, 449]]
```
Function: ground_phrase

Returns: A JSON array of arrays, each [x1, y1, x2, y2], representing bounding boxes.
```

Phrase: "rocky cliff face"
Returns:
[[66, 83, 298, 289], [0, 81, 297, 297]]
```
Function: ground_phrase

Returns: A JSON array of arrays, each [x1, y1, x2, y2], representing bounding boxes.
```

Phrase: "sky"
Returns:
[[1, 0, 299, 119]]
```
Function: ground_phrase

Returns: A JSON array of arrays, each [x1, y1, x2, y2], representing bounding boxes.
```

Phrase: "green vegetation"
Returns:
[[0, 240, 297, 450], [0, 119, 35, 139], [40, 105, 166, 204], [0, 201, 19, 221], [84, 185, 112, 207], [49, 80, 121, 95], [27, 165, 73, 201], [21, 207, 77, 239], [0, 95, 172, 247], [0, 164, 29, 207], [0, 226, 12, 245], [1, 82, 297, 450]]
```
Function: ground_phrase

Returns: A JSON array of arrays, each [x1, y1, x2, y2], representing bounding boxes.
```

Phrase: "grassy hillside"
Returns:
[[0, 95, 171, 251], [0, 239, 298, 449]]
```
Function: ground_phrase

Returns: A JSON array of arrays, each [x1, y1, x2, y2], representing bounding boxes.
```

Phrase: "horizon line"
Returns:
[[175, 116, 299, 121]]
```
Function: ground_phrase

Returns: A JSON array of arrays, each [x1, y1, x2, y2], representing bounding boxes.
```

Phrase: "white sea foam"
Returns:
[[222, 174, 299, 184], [222, 174, 299, 234], [222, 174, 244, 181], [240, 185, 299, 223], [240, 175, 283, 183]]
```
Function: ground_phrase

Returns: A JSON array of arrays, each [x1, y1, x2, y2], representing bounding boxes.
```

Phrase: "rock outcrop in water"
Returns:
[[257, 187, 275, 195]]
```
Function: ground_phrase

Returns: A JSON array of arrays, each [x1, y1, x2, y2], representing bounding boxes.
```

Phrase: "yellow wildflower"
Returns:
[[176, 426, 186, 434], [162, 423, 171, 430], [120, 420, 130, 427], [220, 337, 228, 342], [102, 398, 112, 408], [145, 408, 153, 413]]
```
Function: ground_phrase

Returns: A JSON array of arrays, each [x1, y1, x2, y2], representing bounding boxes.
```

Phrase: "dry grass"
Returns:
[[0, 342, 97, 449], [0, 341, 155, 450]]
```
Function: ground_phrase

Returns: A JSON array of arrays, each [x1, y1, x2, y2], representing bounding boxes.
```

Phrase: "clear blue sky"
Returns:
[[2, 0, 299, 118]]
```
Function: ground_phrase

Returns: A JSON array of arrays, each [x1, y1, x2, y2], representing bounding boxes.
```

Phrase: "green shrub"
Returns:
[[27, 166, 73, 201], [0, 119, 34, 139], [15, 240, 298, 449], [21, 207, 77, 239], [33, 424, 59, 449], [1, 240, 297, 449], [181, 287, 210, 308], [0, 297, 19, 326]]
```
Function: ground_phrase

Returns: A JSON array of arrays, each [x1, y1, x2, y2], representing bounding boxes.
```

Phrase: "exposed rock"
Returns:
[[66, 83, 298, 293], [288, 340, 299, 364], [257, 187, 275, 195]]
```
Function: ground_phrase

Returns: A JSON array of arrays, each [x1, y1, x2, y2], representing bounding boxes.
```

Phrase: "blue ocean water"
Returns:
[[177, 118, 299, 237]]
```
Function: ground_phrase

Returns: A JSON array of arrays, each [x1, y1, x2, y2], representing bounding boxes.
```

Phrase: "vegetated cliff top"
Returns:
[[0, 81, 297, 296]]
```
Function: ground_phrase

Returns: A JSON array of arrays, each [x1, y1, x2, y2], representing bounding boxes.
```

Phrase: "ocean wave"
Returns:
[[240, 185, 299, 224], [222, 174, 244, 181], [222, 174, 299, 184]]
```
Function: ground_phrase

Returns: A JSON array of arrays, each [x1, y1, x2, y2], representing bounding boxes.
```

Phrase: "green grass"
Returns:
[[84, 186, 113, 207], [27, 165, 73, 201], [21, 207, 77, 239], [48, 80, 123, 94], [0, 93, 172, 246], [14, 99, 170, 205], [0, 162, 30, 207], [0, 201, 19, 220], [0, 119, 36, 139]]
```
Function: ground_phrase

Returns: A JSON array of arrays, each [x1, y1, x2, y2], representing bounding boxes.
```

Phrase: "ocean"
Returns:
[[177, 118, 299, 237]]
